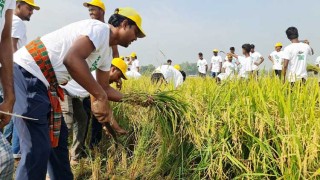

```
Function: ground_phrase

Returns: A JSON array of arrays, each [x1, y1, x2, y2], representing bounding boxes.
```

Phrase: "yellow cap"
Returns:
[[213, 49, 219, 52], [18, 0, 40, 10], [116, 7, 146, 38], [174, 65, 181, 71], [83, 0, 106, 12], [130, 52, 137, 58], [112, 58, 128, 80], [275, 42, 283, 47]]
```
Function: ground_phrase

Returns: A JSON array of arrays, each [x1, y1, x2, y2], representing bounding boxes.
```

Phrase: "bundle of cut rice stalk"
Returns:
[[121, 91, 188, 135]]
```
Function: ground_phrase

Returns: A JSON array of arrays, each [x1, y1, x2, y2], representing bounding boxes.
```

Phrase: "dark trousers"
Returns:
[[13, 64, 73, 180], [274, 70, 282, 77]]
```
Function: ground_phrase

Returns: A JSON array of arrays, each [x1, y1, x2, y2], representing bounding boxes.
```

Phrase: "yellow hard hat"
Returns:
[[213, 49, 219, 52], [174, 65, 181, 71], [112, 58, 128, 80], [130, 52, 137, 58], [116, 7, 146, 38], [17, 0, 40, 10], [83, 0, 106, 12], [275, 42, 283, 47]]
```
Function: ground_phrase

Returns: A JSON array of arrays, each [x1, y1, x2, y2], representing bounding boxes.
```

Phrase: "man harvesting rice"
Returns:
[[61, 58, 128, 157], [282, 27, 314, 84], [268, 42, 284, 77], [12, 7, 145, 179], [216, 54, 236, 82], [0, 0, 16, 179], [151, 64, 185, 89]]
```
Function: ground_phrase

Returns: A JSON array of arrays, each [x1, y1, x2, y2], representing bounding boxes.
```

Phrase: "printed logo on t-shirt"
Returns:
[[297, 51, 305, 61], [90, 56, 101, 71], [0, 0, 5, 18]]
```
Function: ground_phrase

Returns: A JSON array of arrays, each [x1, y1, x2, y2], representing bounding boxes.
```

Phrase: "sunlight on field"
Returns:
[[73, 76, 320, 179]]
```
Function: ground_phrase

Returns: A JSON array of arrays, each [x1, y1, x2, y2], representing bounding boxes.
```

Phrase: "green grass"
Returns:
[[72, 75, 320, 179]]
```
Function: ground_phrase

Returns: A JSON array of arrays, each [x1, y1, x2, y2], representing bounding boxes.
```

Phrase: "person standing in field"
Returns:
[[229, 44, 253, 79], [210, 49, 223, 78], [197, 52, 208, 77], [282, 27, 314, 84], [225, 47, 238, 73], [83, 0, 119, 58], [12, 7, 145, 179], [2, 0, 39, 161], [216, 54, 236, 82], [268, 42, 284, 77], [250, 44, 264, 75], [129, 52, 140, 72], [0, 0, 16, 179]]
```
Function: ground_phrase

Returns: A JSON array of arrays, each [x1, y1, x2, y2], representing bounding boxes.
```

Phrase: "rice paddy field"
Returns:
[[72, 75, 320, 180]]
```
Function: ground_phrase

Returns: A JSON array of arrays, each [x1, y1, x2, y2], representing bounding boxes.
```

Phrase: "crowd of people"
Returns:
[[0, 0, 146, 179], [196, 27, 319, 84]]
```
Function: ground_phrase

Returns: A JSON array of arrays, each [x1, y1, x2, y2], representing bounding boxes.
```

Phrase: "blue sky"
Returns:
[[26, 0, 320, 68]]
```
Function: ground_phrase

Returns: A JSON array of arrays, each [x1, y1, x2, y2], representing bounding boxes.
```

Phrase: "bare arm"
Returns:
[[96, 69, 123, 102], [255, 57, 264, 66], [283, 59, 289, 82], [219, 62, 222, 72], [137, 66, 140, 72], [0, 9, 15, 127], [112, 45, 119, 58], [64, 36, 110, 122], [12, 38, 19, 52], [268, 55, 274, 63], [205, 65, 208, 72]]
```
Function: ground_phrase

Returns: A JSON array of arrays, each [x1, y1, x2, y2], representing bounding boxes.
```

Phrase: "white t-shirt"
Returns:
[[282, 43, 313, 82], [131, 59, 140, 72], [197, 59, 207, 74], [12, 15, 27, 49], [211, 55, 223, 72], [61, 71, 98, 98], [153, 65, 183, 89], [238, 56, 253, 79], [0, 0, 15, 42], [14, 19, 112, 87], [315, 56, 320, 66], [126, 70, 141, 79], [222, 61, 235, 76], [250, 51, 262, 71], [270, 51, 284, 70]]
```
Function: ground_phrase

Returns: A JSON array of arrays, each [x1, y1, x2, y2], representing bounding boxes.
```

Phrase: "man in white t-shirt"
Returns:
[[210, 49, 223, 78], [0, 0, 16, 179], [12, 0, 39, 52], [151, 64, 184, 89], [12, 7, 145, 180], [250, 44, 264, 74], [129, 52, 140, 72], [61, 58, 128, 163], [197, 52, 207, 77], [282, 27, 314, 83], [229, 44, 253, 79], [217, 54, 236, 82], [224, 47, 238, 73], [268, 42, 284, 77]]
